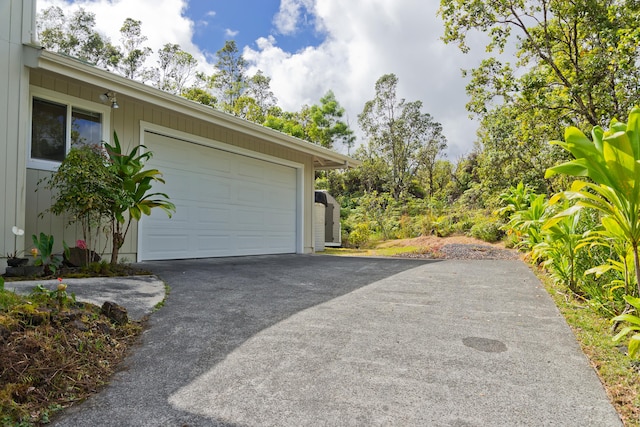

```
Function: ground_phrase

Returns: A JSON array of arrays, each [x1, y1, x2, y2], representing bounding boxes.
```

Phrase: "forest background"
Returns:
[[35, 2, 640, 328]]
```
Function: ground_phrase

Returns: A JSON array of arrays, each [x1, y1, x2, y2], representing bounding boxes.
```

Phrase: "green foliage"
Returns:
[[499, 186, 550, 252], [533, 209, 584, 293], [104, 131, 175, 264], [469, 218, 504, 243], [439, 0, 640, 128], [43, 144, 122, 254], [31, 233, 67, 276], [439, 0, 640, 207], [211, 40, 247, 113], [612, 295, 640, 358], [358, 74, 447, 200], [37, 6, 120, 70], [546, 107, 640, 296], [118, 18, 152, 79], [347, 223, 371, 248], [30, 281, 74, 311], [152, 43, 197, 94]]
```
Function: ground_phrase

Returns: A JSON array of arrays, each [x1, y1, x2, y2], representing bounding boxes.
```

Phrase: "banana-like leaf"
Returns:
[[624, 294, 640, 309], [612, 313, 640, 327], [629, 335, 640, 358], [613, 326, 640, 342]]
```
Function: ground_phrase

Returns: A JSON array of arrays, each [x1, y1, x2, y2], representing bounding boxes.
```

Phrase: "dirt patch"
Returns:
[[381, 235, 521, 260]]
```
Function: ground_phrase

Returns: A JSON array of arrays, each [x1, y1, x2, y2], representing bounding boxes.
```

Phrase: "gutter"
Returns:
[[22, 45, 361, 169]]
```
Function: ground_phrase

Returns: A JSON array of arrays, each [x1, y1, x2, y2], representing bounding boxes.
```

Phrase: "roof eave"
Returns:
[[23, 46, 360, 169]]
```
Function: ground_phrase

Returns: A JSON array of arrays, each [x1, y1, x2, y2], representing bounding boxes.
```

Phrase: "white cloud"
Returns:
[[225, 28, 239, 37], [247, 0, 484, 158], [36, 0, 486, 159], [37, 0, 211, 72], [273, 0, 316, 35], [206, 10, 216, 17]]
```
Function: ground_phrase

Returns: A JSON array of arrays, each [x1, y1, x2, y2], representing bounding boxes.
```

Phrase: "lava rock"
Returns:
[[101, 301, 128, 325]]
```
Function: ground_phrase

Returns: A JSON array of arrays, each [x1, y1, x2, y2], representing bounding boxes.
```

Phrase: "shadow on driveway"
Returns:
[[53, 254, 434, 426]]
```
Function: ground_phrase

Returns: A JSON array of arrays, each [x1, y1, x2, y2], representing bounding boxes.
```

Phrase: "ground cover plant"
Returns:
[[0, 276, 142, 426]]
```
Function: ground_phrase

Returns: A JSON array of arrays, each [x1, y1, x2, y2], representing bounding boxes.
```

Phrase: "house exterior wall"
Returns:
[[25, 69, 316, 260], [0, 0, 35, 270]]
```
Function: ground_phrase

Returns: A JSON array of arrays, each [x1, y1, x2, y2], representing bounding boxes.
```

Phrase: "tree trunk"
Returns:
[[633, 243, 640, 297], [110, 222, 124, 265]]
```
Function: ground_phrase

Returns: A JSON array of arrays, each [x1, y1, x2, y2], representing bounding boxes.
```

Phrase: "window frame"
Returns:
[[28, 86, 111, 171]]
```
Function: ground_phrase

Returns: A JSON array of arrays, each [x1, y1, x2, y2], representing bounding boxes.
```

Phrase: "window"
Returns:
[[29, 87, 111, 170]]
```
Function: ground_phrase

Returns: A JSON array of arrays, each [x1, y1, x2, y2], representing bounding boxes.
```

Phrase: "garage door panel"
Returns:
[[237, 159, 265, 179], [196, 235, 232, 251], [197, 206, 230, 226], [193, 150, 232, 175], [198, 175, 233, 200], [140, 132, 298, 260], [236, 185, 265, 206], [267, 211, 296, 227], [144, 234, 191, 255]]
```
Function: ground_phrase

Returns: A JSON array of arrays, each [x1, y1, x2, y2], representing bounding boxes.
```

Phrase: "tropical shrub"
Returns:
[[612, 295, 640, 358], [545, 107, 640, 296], [469, 217, 504, 243], [43, 144, 121, 255], [103, 131, 175, 264], [533, 208, 584, 294], [44, 133, 175, 265], [348, 223, 371, 248]]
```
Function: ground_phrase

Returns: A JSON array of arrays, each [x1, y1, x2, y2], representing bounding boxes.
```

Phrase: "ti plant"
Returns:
[[104, 131, 175, 264], [545, 107, 640, 297], [612, 295, 640, 358], [32, 233, 68, 275]]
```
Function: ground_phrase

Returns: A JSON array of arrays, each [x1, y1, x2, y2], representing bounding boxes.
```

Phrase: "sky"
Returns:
[[36, 0, 490, 159]]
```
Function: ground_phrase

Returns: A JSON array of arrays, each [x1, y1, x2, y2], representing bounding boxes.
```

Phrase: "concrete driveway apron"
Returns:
[[52, 255, 622, 427]]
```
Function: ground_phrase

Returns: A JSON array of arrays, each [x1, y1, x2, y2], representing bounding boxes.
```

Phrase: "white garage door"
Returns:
[[139, 132, 298, 260]]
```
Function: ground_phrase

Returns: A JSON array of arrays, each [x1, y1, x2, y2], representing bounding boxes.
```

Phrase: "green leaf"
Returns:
[[629, 335, 640, 358], [612, 313, 640, 327]]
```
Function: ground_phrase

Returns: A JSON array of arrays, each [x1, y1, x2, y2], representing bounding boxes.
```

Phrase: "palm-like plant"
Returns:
[[534, 209, 584, 294], [503, 192, 550, 252], [612, 295, 640, 358], [583, 219, 636, 298], [545, 107, 640, 296], [104, 132, 175, 264]]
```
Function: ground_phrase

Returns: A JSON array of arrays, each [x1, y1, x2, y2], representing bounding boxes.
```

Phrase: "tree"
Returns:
[[474, 101, 570, 198], [37, 6, 120, 70], [439, 0, 640, 129], [181, 72, 217, 107], [358, 74, 447, 200], [245, 70, 277, 118], [118, 18, 152, 80], [306, 91, 355, 150], [439, 0, 640, 208], [212, 40, 247, 113], [152, 43, 198, 94], [43, 144, 123, 255]]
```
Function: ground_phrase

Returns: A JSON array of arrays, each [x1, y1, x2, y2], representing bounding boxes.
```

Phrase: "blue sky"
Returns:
[[37, 0, 486, 158], [186, 0, 323, 54]]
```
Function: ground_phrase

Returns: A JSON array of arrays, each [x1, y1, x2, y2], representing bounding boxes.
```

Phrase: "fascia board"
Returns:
[[25, 47, 361, 168]]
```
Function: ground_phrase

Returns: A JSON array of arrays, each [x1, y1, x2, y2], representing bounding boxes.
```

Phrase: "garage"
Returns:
[[138, 131, 299, 260]]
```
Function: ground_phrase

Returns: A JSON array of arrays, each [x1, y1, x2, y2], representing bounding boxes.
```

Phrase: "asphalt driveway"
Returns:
[[52, 255, 621, 426]]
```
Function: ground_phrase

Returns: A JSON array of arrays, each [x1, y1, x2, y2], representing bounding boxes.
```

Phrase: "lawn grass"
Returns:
[[539, 268, 640, 426], [322, 245, 434, 258]]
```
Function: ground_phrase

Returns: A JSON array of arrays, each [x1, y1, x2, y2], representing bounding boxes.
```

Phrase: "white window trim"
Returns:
[[28, 86, 111, 171]]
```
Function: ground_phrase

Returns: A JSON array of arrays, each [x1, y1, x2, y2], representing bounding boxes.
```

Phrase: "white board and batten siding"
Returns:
[[1, 1, 35, 264], [138, 126, 303, 261]]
